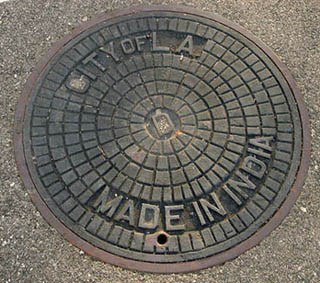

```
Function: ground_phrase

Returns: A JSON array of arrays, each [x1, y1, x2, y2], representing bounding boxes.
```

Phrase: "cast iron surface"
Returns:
[[14, 5, 310, 273]]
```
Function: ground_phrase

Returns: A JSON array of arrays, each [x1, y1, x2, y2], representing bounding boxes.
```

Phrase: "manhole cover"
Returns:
[[14, 6, 310, 273]]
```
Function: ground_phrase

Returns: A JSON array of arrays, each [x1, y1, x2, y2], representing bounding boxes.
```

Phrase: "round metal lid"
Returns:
[[14, 5, 311, 273]]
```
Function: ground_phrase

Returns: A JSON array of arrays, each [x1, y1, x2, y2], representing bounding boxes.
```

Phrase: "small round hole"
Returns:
[[157, 234, 168, 245]]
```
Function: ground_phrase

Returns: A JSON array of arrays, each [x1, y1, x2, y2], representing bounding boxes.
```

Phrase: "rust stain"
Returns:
[[97, 145, 107, 158]]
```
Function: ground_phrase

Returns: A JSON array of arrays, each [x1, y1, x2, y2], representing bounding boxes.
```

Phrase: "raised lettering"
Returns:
[[152, 32, 169, 52], [92, 186, 110, 212], [99, 195, 123, 217], [115, 199, 135, 226], [209, 192, 227, 215], [135, 35, 147, 51], [194, 192, 227, 224], [192, 201, 206, 225], [223, 171, 256, 206], [242, 156, 267, 179], [138, 203, 160, 229], [99, 41, 119, 62], [165, 205, 185, 231], [121, 38, 135, 54], [76, 66, 97, 80], [82, 52, 106, 72], [230, 171, 256, 191], [176, 35, 194, 55], [247, 147, 271, 159], [223, 185, 243, 206], [249, 136, 273, 152], [248, 136, 273, 159]]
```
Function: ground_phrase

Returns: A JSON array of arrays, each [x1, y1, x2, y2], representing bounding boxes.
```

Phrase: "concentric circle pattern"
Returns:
[[15, 7, 310, 273]]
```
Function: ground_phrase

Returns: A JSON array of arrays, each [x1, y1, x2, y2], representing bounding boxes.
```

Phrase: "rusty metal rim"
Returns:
[[13, 5, 311, 273]]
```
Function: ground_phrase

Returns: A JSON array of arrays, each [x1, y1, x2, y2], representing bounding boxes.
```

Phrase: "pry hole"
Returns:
[[157, 234, 168, 245]]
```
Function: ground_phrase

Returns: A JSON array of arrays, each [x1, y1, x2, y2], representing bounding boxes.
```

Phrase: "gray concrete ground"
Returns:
[[0, 0, 319, 282]]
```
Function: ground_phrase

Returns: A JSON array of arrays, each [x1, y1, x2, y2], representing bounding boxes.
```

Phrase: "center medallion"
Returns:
[[145, 108, 181, 140]]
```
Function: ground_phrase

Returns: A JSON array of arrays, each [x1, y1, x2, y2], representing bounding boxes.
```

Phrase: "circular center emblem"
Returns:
[[145, 108, 181, 140]]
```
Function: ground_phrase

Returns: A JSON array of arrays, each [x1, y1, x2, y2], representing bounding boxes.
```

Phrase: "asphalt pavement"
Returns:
[[0, 0, 319, 282]]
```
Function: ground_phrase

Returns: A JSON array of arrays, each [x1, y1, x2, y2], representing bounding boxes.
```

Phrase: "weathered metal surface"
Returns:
[[14, 5, 311, 273]]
